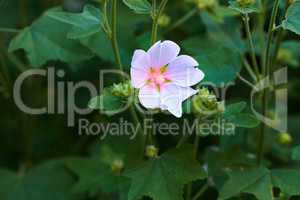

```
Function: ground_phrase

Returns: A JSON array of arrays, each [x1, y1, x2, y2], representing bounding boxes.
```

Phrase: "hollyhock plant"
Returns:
[[131, 40, 205, 117]]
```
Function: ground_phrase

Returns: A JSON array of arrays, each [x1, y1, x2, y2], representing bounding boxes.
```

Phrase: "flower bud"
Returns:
[[192, 88, 219, 117], [158, 14, 171, 27], [277, 48, 293, 64], [236, 0, 255, 6], [277, 132, 293, 146], [288, 0, 295, 5], [196, 0, 216, 10], [111, 159, 124, 173], [111, 81, 133, 98], [145, 145, 159, 158]]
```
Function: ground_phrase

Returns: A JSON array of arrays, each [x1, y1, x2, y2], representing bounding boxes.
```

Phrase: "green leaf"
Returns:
[[64, 157, 130, 198], [200, 12, 246, 54], [88, 91, 124, 116], [45, 5, 115, 63], [219, 166, 300, 199], [0, 161, 75, 200], [124, 146, 207, 200], [46, 5, 103, 39], [195, 45, 242, 86], [228, 0, 262, 14], [223, 101, 247, 117], [281, 0, 300, 35], [219, 167, 273, 200], [223, 102, 260, 128], [292, 145, 300, 161], [278, 40, 300, 68], [8, 7, 92, 67], [271, 169, 300, 196], [183, 15, 243, 86], [226, 113, 260, 128], [123, 0, 152, 14]]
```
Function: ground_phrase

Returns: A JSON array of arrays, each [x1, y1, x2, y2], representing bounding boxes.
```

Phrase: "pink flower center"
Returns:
[[146, 66, 170, 91]]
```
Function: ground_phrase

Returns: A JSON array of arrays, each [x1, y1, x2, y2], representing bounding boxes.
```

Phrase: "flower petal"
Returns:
[[131, 68, 147, 88], [131, 49, 150, 70], [160, 84, 198, 117], [131, 50, 150, 88], [167, 55, 204, 87], [148, 40, 180, 67], [138, 85, 161, 109]]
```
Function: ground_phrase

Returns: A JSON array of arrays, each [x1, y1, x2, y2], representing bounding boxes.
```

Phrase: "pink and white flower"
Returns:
[[130, 40, 205, 117]]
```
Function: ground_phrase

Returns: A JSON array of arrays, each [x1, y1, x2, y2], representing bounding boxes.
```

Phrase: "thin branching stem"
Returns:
[[106, 0, 145, 158], [0, 28, 20, 33], [258, 0, 280, 165], [243, 59, 258, 82], [192, 183, 209, 200], [166, 8, 198, 33], [151, 0, 168, 44], [243, 14, 260, 78], [111, 0, 123, 71]]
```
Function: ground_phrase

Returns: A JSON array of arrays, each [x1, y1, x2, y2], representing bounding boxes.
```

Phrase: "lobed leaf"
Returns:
[[122, 0, 152, 14], [124, 145, 207, 200], [228, 0, 262, 14], [281, 0, 300, 35], [0, 161, 75, 200], [8, 7, 93, 68]]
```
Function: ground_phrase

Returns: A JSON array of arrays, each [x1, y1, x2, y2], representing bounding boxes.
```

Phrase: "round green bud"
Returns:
[[111, 159, 124, 173], [196, 0, 216, 10], [277, 132, 293, 146], [145, 145, 159, 158], [158, 14, 171, 27], [237, 0, 255, 6], [277, 48, 293, 63]]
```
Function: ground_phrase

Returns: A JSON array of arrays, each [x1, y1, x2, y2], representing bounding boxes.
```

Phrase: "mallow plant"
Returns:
[[3, 0, 300, 199]]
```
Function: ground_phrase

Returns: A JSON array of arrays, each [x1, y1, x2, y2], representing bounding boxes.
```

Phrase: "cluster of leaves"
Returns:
[[1, 0, 300, 200]]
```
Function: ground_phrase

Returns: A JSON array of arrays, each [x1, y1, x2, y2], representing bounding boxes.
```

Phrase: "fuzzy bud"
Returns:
[[193, 88, 219, 117], [111, 81, 133, 98]]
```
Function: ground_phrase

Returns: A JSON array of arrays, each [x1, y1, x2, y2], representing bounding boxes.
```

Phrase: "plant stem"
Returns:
[[187, 133, 201, 200], [263, 0, 280, 76], [192, 183, 209, 200], [166, 8, 198, 33], [258, 0, 280, 165], [151, 0, 168, 44], [111, 0, 123, 72], [0, 28, 20, 33], [270, 0, 289, 70], [237, 74, 256, 89], [107, 0, 145, 157], [243, 14, 260, 78], [103, 0, 112, 37], [176, 133, 189, 148], [243, 59, 257, 82]]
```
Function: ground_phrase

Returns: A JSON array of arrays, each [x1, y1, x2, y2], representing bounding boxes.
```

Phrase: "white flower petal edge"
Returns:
[[160, 85, 198, 118], [131, 50, 150, 88], [147, 40, 180, 67], [167, 55, 205, 87], [138, 85, 161, 109]]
